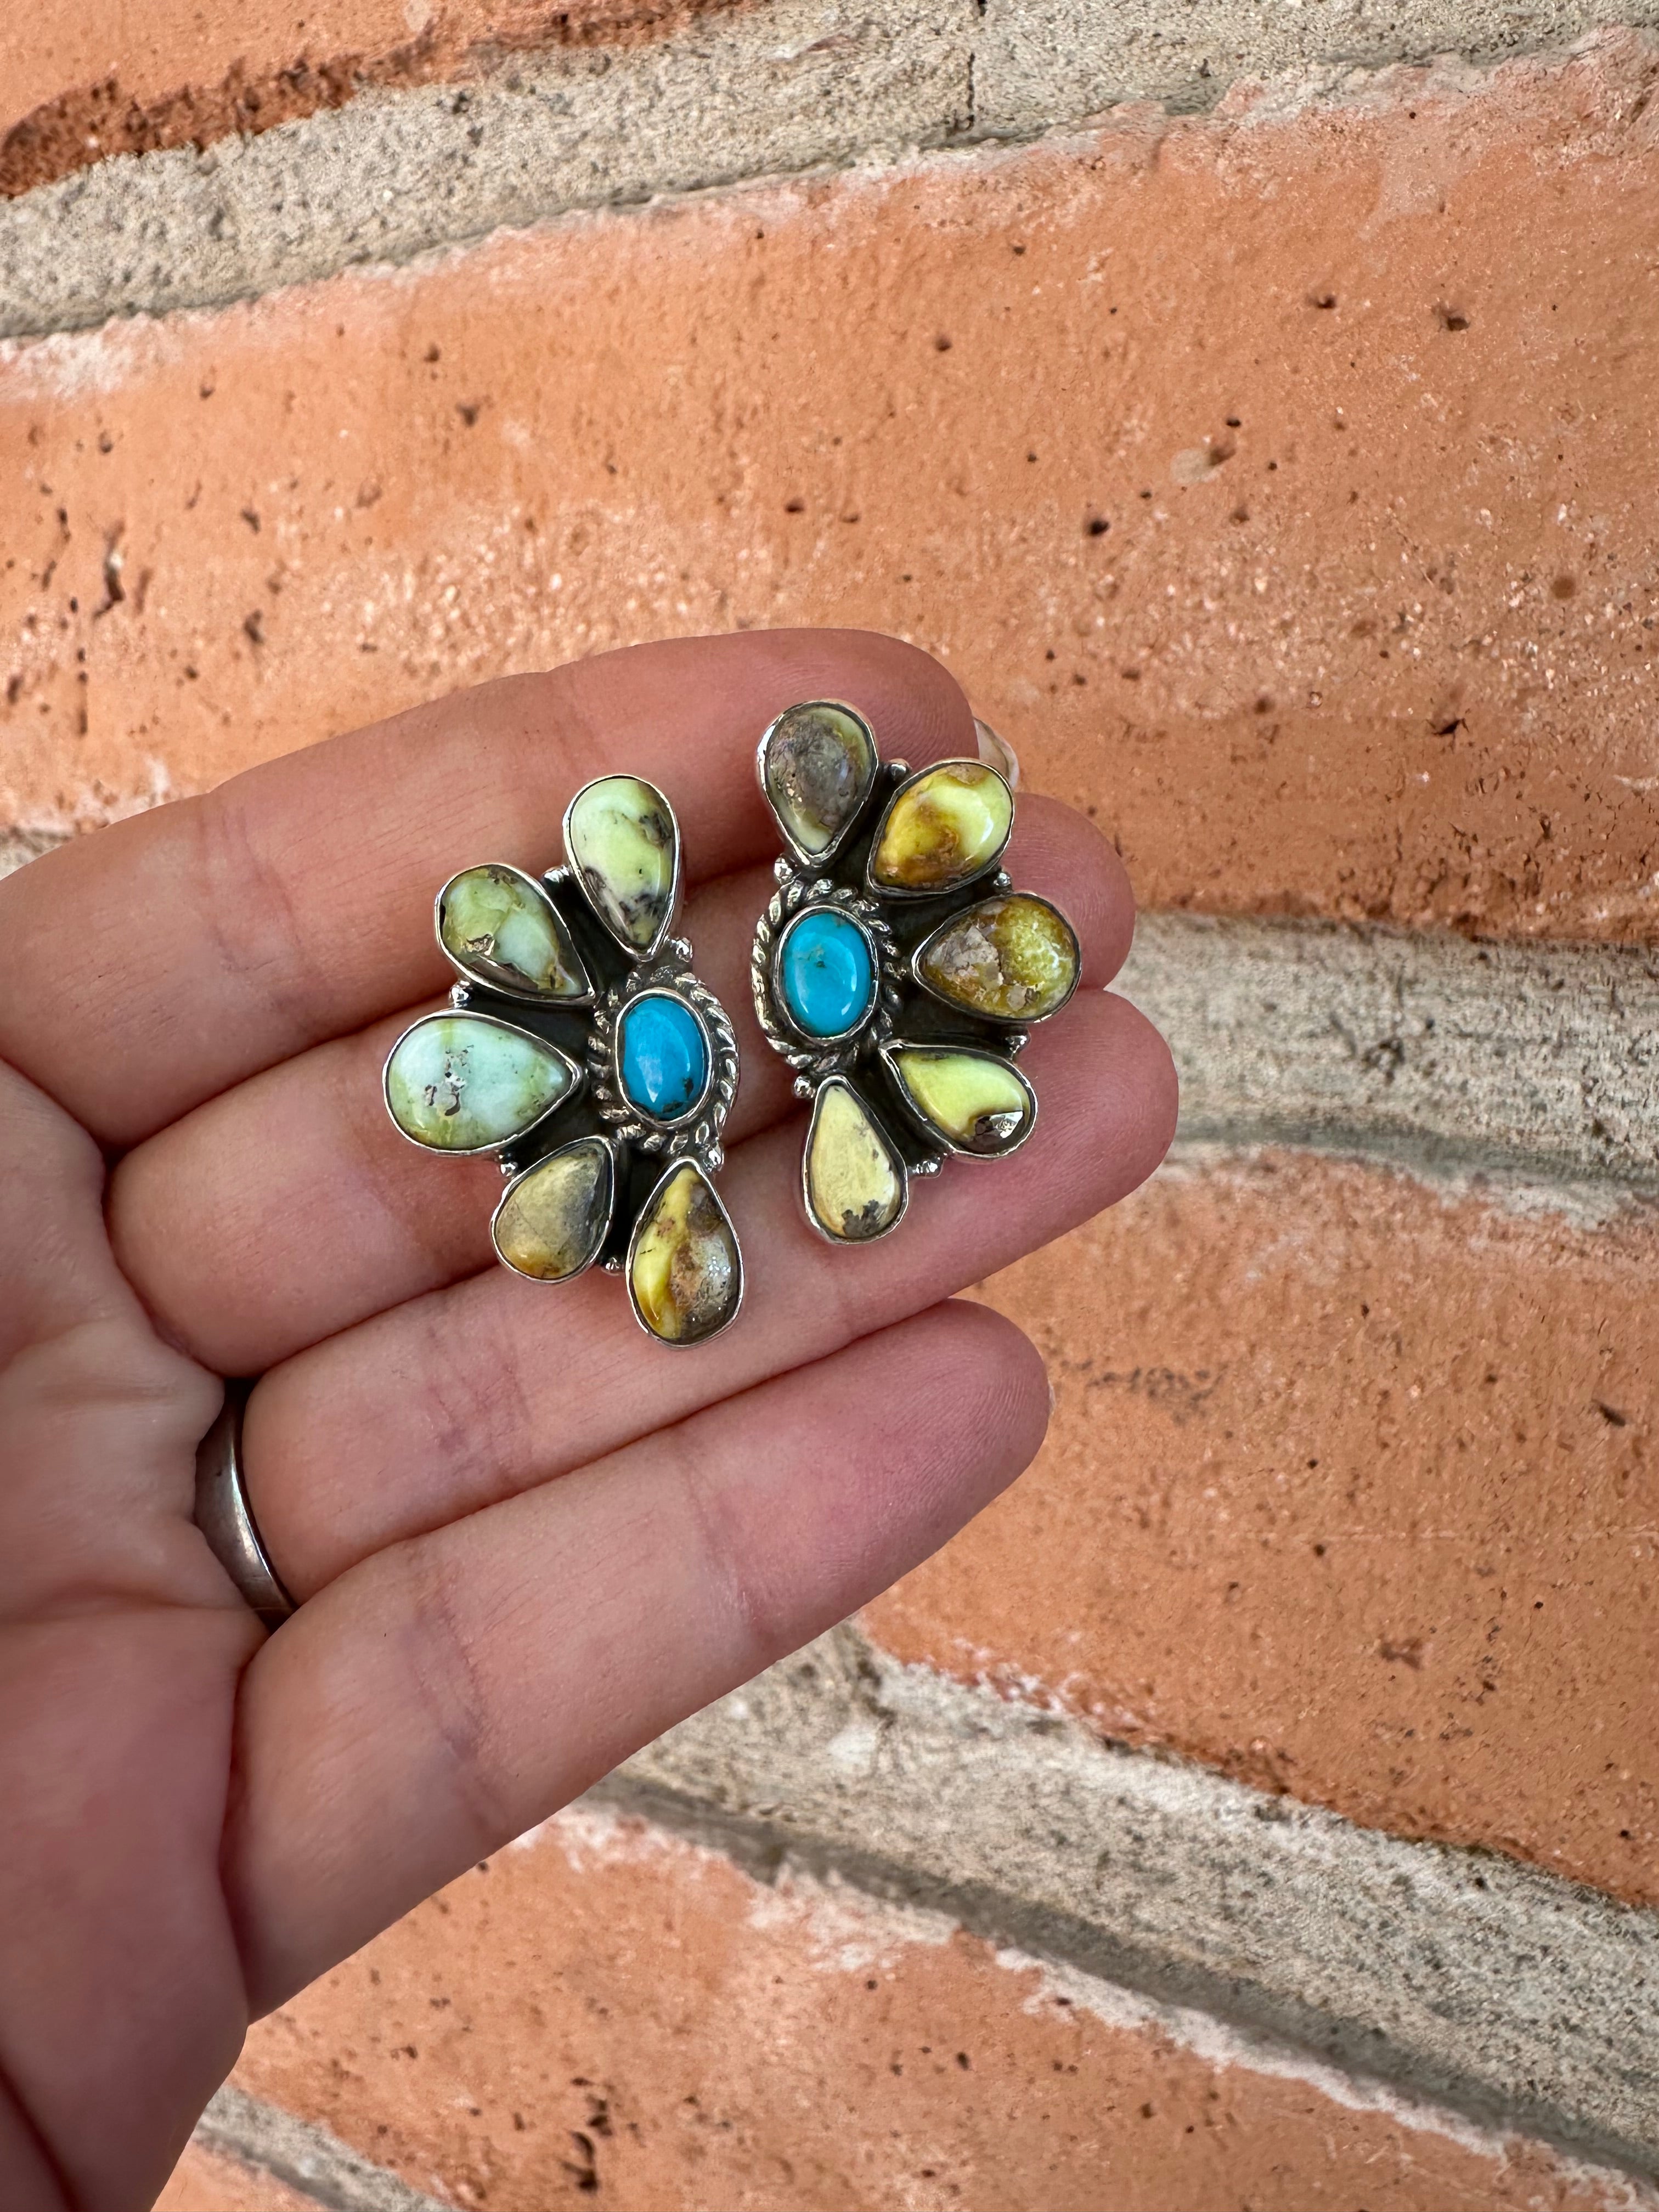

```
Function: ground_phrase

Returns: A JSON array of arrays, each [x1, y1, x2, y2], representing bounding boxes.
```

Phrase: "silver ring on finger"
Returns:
[[193, 1384, 296, 1629]]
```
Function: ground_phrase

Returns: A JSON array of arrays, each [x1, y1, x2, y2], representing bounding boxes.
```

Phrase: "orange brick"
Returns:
[[864, 1150, 1659, 1906], [1, 0, 724, 197], [5, 40, 1659, 936], [231, 1807, 1629, 2212], [158, 2142, 323, 2212]]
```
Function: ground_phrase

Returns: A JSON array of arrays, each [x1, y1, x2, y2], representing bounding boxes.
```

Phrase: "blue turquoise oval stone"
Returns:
[[619, 994, 710, 1120], [780, 909, 876, 1039]]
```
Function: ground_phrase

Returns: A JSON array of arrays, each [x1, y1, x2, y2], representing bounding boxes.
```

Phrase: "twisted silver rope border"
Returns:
[[750, 865, 903, 1098], [585, 941, 740, 1171]]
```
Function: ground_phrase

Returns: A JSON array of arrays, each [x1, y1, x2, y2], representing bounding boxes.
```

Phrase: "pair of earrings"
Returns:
[[383, 703, 1080, 1347]]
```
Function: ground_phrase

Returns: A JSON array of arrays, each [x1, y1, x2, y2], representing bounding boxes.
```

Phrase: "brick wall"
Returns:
[[5, 1, 1659, 2203]]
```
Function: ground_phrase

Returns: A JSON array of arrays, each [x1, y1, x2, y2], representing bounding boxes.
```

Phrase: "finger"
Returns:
[[0, 1056, 225, 1623], [226, 1300, 1049, 2007], [244, 988, 1175, 1598], [110, 797, 1132, 1374], [0, 631, 974, 1148]]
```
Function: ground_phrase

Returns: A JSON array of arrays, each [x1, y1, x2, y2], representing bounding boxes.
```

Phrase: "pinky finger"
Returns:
[[224, 1299, 1048, 2010]]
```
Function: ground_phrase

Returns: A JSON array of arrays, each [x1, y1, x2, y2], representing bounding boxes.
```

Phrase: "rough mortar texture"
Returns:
[[0, 0, 973, 337], [160, 2136, 335, 2212], [227, 1802, 1653, 2210], [8, 0, 1659, 331], [975, 0, 1659, 127], [1, 0, 745, 199], [1120, 916, 1659, 1195], [190, 2087, 453, 2212], [0, 827, 67, 879], [605, 1630, 1659, 2174]]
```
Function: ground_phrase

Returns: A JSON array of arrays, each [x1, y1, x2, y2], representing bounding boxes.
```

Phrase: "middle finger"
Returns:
[[244, 985, 1177, 1600]]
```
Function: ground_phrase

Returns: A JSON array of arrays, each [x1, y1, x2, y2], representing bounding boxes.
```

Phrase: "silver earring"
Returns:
[[751, 703, 1079, 1245], [384, 776, 743, 1346]]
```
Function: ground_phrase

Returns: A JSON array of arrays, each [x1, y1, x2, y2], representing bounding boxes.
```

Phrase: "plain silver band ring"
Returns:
[[193, 1384, 296, 1628]]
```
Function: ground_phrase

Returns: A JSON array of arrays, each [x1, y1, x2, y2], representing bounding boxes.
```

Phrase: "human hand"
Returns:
[[0, 630, 1175, 2209]]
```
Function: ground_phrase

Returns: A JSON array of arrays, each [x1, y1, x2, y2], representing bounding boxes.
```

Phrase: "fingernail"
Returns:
[[973, 716, 1020, 789]]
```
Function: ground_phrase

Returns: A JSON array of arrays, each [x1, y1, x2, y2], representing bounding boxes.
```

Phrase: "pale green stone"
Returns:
[[385, 1013, 577, 1152], [566, 775, 678, 951], [888, 1045, 1035, 1156], [437, 865, 588, 1000]]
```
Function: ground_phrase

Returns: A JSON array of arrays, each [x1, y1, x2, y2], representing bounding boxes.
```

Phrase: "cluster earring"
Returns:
[[751, 703, 1080, 1244], [383, 776, 743, 1346]]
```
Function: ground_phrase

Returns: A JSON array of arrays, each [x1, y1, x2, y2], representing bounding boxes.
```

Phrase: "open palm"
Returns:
[[0, 630, 1175, 2210]]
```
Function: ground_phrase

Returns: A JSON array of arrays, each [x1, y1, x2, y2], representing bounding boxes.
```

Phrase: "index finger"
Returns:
[[0, 630, 974, 1146]]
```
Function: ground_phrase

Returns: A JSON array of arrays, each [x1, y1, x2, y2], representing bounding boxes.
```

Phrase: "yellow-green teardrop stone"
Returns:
[[805, 1081, 905, 1242], [629, 1163, 742, 1344], [870, 762, 1012, 893], [493, 1138, 614, 1280], [438, 865, 588, 999], [889, 1047, 1034, 1155], [566, 775, 677, 951], [917, 894, 1079, 1021]]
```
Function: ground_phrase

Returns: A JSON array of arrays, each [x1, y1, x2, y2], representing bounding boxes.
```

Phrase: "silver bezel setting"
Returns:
[[878, 1038, 1039, 1161], [587, 946, 740, 1170], [773, 906, 882, 1046], [561, 772, 684, 964], [799, 1075, 912, 1246], [382, 1008, 585, 1158], [907, 885, 1082, 1026], [610, 986, 716, 1129], [433, 861, 594, 1007], [751, 870, 901, 1095], [489, 1133, 618, 1284], [863, 757, 1014, 901], [755, 698, 879, 869], [623, 1158, 746, 1348]]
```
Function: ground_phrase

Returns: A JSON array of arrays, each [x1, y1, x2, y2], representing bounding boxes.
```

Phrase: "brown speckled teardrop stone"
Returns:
[[629, 1162, 742, 1344], [916, 893, 1080, 1022]]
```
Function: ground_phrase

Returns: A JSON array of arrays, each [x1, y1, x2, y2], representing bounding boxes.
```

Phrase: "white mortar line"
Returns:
[[1117, 912, 1659, 1207], [193, 2084, 456, 2211], [599, 1626, 1659, 2174], [2, 3, 1656, 336], [536, 1800, 1654, 2202], [994, 1946, 1659, 2207]]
